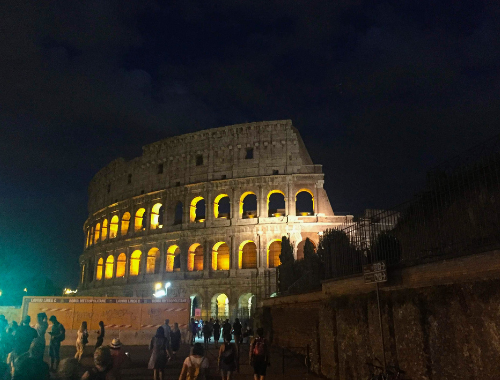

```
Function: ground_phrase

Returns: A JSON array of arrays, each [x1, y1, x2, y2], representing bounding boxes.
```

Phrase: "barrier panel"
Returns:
[[21, 296, 190, 345]]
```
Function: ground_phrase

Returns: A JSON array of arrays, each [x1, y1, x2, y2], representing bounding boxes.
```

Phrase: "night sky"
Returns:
[[1, 1, 499, 292]]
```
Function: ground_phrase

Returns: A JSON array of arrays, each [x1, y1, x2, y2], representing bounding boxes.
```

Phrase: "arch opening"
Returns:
[[238, 293, 255, 319], [211, 293, 229, 320], [116, 253, 126, 277], [105, 255, 114, 279], [297, 238, 317, 260], [267, 190, 285, 217], [190, 197, 205, 222], [166, 245, 181, 272], [135, 208, 146, 232], [212, 242, 230, 270], [150, 203, 163, 230], [239, 240, 257, 269], [94, 223, 101, 243], [296, 189, 314, 216], [121, 212, 131, 236], [268, 239, 282, 268], [174, 202, 183, 225], [109, 215, 119, 238], [146, 247, 160, 274], [213, 194, 230, 219], [188, 243, 204, 271], [130, 250, 142, 276], [96, 258, 103, 281], [240, 192, 257, 219], [190, 294, 202, 318], [101, 219, 108, 241]]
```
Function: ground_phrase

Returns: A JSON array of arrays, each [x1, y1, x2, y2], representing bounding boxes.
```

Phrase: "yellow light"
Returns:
[[155, 282, 162, 290], [0, 290, 2, 296], [23, 288, 27, 292]]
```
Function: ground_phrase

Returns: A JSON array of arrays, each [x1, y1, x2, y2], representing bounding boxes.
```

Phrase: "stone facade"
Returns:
[[78, 120, 351, 320]]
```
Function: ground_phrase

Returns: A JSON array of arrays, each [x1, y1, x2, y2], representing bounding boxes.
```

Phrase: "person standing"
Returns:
[[75, 321, 89, 362], [95, 321, 105, 349], [249, 328, 269, 380], [222, 319, 231, 341], [148, 327, 167, 380], [48, 315, 65, 372], [218, 335, 237, 380], [213, 320, 221, 348], [202, 321, 212, 350], [14, 316, 38, 357], [232, 318, 242, 350], [161, 319, 172, 359], [170, 323, 181, 357], [35, 313, 48, 349], [178, 343, 209, 380], [109, 339, 130, 380], [189, 318, 197, 346]]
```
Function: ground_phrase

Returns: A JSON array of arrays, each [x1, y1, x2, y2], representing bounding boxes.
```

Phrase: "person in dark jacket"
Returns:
[[95, 321, 105, 349], [148, 327, 167, 380], [170, 323, 182, 356]]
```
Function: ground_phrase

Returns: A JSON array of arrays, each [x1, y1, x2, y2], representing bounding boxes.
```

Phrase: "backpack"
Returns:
[[221, 343, 235, 365], [59, 324, 66, 342], [186, 356, 206, 380], [252, 338, 266, 357]]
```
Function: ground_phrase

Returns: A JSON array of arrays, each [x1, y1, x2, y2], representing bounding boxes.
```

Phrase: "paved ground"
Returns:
[[52, 337, 320, 379]]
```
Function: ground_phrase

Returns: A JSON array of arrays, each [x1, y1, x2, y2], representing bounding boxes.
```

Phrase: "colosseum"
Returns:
[[78, 120, 351, 322]]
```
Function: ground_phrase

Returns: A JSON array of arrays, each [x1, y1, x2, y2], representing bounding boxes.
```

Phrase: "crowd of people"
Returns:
[[0, 314, 270, 380]]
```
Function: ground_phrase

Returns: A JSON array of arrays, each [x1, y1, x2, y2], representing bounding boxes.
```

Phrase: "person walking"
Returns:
[[189, 318, 197, 346], [148, 327, 167, 380], [218, 335, 237, 380], [222, 319, 231, 341], [75, 321, 89, 362], [170, 323, 181, 357], [178, 343, 209, 380], [249, 328, 270, 380], [109, 339, 130, 380], [161, 319, 172, 359], [202, 321, 212, 350], [232, 318, 242, 349], [48, 315, 65, 372], [213, 320, 221, 348], [81, 346, 116, 380], [95, 321, 105, 349]]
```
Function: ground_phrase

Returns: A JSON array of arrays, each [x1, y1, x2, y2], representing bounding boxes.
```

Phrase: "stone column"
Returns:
[[204, 240, 211, 277], [112, 251, 118, 281], [257, 231, 263, 268], [183, 191, 190, 226], [140, 245, 147, 280], [206, 187, 213, 224], [230, 187, 236, 220], [258, 185, 265, 217], [230, 235, 238, 272], [159, 242, 166, 276], [125, 247, 131, 280], [287, 181, 295, 216], [259, 235, 267, 269], [179, 241, 189, 273], [315, 180, 324, 215]]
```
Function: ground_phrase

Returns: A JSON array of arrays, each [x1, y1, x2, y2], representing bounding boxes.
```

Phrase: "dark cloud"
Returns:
[[1, 0, 499, 287]]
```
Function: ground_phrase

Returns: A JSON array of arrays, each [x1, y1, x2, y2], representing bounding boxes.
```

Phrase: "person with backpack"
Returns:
[[218, 335, 237, 380], [178, 343, 209, 380], [75, 321, 89, 362], [48, 315, 65, 372], [249, 328, 269, 380]]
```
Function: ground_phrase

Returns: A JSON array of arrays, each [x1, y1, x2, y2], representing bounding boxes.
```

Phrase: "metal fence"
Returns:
[[320, 135, 500, 281]]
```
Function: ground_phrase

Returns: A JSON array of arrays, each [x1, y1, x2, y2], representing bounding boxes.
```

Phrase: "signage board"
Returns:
[[363, 261, 387, 284]]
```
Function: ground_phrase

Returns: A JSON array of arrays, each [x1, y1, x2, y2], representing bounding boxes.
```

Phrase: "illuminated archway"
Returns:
[[135, 208, 146, 231], [267, 190, 285, 217], [96, 258, 103, 280], [150, 203, 163, 230], [101, 219, 108, 241], [212, 242, 230, 270], [121, 212, 131, 236], [267, 239, 282, 268], [130, 250, 142, 276], [188, 243, 204, 271], [146, 247, 160, 274], [213, 194, 230, 219], [190, 197, 205, 222], [109, 215, 119, 238], [238, 293, 255, 318], [105, 255, 114, 279], [240, 192, 257, 219], [116, 253, 126, 277], [239, 240, 257, 269], [297, 238, 317, 260], [296, 189, 314, 216], [166, 245, 181, 272], [94, 223, 101, 242], [190, 294, 203, 318], [90, 226, 94, 245], [211, 293, 229, 320]]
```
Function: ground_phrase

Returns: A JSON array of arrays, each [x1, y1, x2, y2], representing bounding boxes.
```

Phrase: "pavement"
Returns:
[[52, 336, 321, 379]]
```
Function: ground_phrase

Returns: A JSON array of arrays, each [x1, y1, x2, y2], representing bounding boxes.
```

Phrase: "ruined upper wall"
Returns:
[[88, 120, 320, 213]]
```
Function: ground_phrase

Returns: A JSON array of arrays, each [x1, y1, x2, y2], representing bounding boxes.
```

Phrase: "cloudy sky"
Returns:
[[1, 0, 499, 289]]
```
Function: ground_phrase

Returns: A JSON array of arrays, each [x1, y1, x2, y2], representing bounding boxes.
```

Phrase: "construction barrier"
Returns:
[[21, 296, 190, 345]]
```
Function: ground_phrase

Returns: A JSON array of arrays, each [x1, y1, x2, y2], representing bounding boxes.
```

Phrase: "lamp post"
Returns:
[[165, 282, 171, 297]]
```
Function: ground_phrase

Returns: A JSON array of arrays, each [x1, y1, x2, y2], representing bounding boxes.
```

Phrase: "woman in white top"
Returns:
[[179, 343, 210, 380], [74, 321, 89, 362]]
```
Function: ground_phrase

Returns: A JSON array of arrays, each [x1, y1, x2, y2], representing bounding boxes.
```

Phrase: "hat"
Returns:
[[109, 338, 122, 349]]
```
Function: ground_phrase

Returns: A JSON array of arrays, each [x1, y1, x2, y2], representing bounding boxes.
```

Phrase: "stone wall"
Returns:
[[263, 250, 500, 379]]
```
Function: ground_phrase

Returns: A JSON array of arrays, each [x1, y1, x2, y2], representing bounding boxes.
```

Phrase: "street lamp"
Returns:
[[165, 282, 171, 297]]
